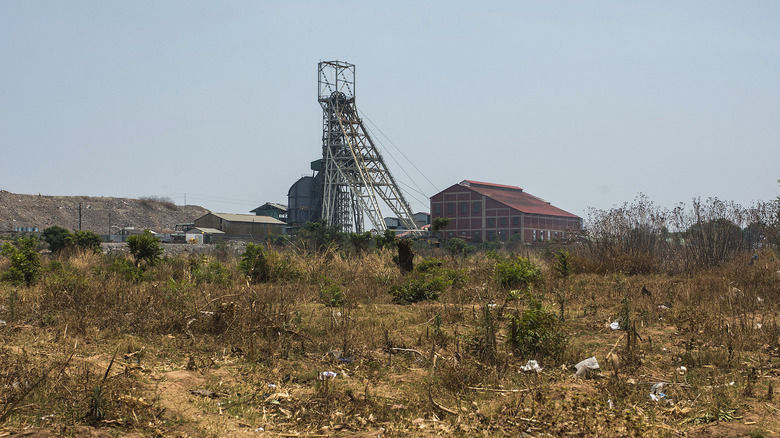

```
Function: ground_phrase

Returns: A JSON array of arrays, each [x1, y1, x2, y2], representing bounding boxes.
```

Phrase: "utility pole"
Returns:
[[78, 202, 82, 230]]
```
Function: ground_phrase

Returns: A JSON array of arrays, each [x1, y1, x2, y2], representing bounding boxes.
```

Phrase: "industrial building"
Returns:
[[250, 203, 288, 222], [430, 180, 581, 243], [193, 213, 285, 240]]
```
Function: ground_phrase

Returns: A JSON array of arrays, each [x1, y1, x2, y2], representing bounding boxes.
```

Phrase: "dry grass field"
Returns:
[[1, 236, 779, 437]]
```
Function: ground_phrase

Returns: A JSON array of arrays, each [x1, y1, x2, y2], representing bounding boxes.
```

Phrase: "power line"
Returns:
[[358, 108, 439, 195]]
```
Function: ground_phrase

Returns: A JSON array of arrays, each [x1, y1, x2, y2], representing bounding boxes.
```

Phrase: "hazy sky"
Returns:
[[2, 1, 778, 219]]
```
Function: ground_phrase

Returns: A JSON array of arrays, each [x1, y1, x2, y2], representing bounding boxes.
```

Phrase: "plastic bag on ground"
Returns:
[[519, 359, 543, 373], [574, 357, 599, 377]]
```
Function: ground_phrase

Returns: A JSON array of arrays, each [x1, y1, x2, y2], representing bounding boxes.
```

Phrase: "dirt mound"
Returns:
[[0, 191, 210, 233]]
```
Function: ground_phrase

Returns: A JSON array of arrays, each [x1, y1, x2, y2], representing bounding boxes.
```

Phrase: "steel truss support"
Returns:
[[318, 61, 419, 234]]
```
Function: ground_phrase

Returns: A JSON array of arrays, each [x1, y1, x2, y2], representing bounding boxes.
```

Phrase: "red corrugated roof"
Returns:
[[460, 181, 579, 218]]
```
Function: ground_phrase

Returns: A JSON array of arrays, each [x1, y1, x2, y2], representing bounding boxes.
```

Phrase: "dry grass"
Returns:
[[0, 244, 779, 437]]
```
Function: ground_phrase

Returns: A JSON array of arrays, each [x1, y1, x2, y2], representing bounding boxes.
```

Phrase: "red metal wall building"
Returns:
[[430, 180, 581, 243]]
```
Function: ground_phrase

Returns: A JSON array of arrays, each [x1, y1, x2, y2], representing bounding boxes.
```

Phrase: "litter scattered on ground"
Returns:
[[574, 357, 599, 378], [318, 371, 337, 380], [609, 321, 620, 330], [519, 360, 543, 373], [649, 382, 667, 401]]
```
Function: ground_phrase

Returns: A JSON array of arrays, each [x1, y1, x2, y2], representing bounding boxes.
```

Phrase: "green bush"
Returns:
[[508, 293, 568, 362], [416, 257, 444, 272], [374, 229, 397, 250], [127, 231, 163, 267], [1, 236, 41, 286], [239, 242, 270, 282], [446, 237, 474, 259], [42, 226, 72, 253], [42, 227, 102, 253], [495, 255, 542, 291], [191, 259, 233, 286], [319, 277, 345, 307], [72, 230, 103, 252], [390, 270, 451, 304]]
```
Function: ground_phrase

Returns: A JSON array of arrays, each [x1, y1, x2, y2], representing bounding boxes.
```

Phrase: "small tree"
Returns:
[[73, 230, 103, 253], [431, 217, 451, 239], [42, 226, 73, 253], [1, 236, 41, 286], [126, 230, 163, 267]]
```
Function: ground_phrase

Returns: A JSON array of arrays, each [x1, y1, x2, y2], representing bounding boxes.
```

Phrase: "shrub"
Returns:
[[1, 236, 41, 286], [389, 273, 450, 304], [42, 227, 103, 254], [191, 258, 233, 286], [72, 230, 103, 253], [495, 255, 542, 291], [42, 226, 72, 253], [446, 237, 474, 259], [508, 293, 568, 362], [319, 277, 345, 307], [374, 229, 397, 250], [126, 231, 163, 267], [239, 242, 270, 282]]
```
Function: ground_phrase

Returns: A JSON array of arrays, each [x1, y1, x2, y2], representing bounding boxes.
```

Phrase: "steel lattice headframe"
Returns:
[[317, 61, 419, 234]]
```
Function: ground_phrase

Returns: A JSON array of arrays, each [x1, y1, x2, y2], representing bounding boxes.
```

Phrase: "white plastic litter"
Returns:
[[649, 382, 667, 401], [610, 321, 620, 330], [519, 360, 543, 373], [574, 357, 599, 377], [318, 371, 337, 380]]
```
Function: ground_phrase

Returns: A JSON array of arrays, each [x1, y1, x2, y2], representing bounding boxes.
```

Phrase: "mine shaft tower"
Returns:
[[318, 61, 419, 233]]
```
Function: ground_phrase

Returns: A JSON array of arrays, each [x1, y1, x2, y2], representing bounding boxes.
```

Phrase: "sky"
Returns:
[[2, 1, 779, 221]]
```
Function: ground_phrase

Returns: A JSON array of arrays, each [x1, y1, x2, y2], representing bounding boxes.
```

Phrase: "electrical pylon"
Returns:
[[318, 61, 419, 234]]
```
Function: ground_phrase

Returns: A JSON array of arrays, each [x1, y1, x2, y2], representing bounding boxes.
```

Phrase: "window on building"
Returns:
[[473, 201, 481, 213], [448, 231, 454, 237], [434, 203, 441, 215], [533, 230, 537, 241], [488, 230, 496, 241], [474, 230, 480, 241], [512, 216, 520, 226], [499, 217, 507, 226], [447, 203, 454, 215], [499, 230, 507, 241], [487, 217, 495, 227], [460, 202, 468, 214]]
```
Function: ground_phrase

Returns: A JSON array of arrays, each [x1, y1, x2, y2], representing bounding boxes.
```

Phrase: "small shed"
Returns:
[[185, 227, 225, 244], [193, 213, 286, 240]]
